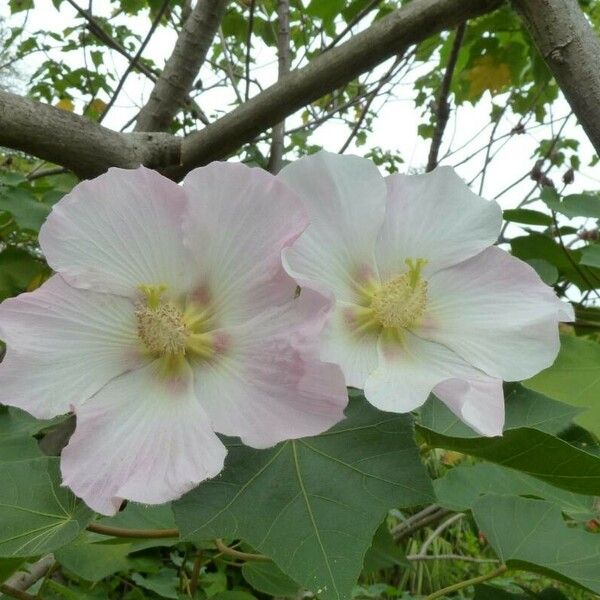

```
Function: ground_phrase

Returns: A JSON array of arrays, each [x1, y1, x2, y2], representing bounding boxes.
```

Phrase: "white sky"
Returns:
[[3, 0, 599, 220]]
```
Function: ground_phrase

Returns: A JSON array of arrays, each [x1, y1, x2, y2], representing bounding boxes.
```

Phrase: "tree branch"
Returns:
[[176, 0, 502, 177], [267, 0, 291, 173], [0, 0, 502, 179], [426, 21, 466, 172], [1, 555, 54, 596], [512, 0, 600, 157], [134, 0, 229, 132]]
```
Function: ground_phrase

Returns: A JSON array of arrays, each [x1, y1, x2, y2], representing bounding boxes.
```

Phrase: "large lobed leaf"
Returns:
[[418, 384, 600, 495], [173, 395, 433, 600], [473, 495, 600, 594]]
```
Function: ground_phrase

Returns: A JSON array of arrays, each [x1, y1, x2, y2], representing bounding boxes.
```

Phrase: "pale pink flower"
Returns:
[[279, 151, 573, 436], [0, 164, 347, 515]]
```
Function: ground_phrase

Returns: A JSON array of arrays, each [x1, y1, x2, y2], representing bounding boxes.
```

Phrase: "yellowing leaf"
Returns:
[[87, 98, 107, 115], [55, 98, 75, 112], [463, 55, 511, 99]]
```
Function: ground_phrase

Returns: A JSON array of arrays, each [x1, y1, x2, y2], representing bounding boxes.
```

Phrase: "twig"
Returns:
[[26, 166, 67, 180], [1, 555, 54, 595], [87, 522, 179, 539], [189, 552, 204, 596], [324, 0, 384, 51], [244, 0, 257, 101], [213, 538, 269, 561], [416, 512, 465, 557], [424, 564, 508, 600], [0, 585, 37, 600], [406, 554, 500, 564], [99, 0, 170, 123], [218, 28, 244, 104], [426, 21, 466, 172], [267, 0, 291, 173]]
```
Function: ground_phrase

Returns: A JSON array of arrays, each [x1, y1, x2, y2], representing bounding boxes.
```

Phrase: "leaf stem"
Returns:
[[86, 522, 179, 539], [213, 538, 269, 561], [424, 564, 508, 600]]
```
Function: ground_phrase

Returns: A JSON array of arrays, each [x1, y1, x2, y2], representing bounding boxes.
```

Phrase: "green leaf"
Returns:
[[580, 245, 600, 269], [418, 385, 600, 495], [0, 458, 93, 557], [210, 593, 258, 600], [55, 539, 134, 581], [131, 568, 180, 599], [525, 259, 559, 285], [0, 247, 48, 301], [525, 335, 600, 439], [474, 585, 527, 599], [0, 557, 25, 584], [242, 561, 300, 597], [542, 192, 600, 220], [362, 521, 407, 573], [9, 0, 33, 13], [0, 187, 51, 231], [503, 208, 552, 226], [434, 463, 596, 520], [473, 495, 600, 594], [0, 407, 46, 463], [174, 396, 433, 600]]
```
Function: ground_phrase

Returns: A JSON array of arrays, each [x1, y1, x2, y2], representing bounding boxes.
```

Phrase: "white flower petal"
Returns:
[[377, 167, 502, 280], [61, 360, 226, 515], [182, 161, 308, 327], [433, 377, 504, 437], [419, 246, 570, 381], [280, 151, 386, 302], [364, 330, 495, 416], [320, 302, 379, 389], [0, 276, 142, 418], [195, 288, 348, 448], [40, 167, 191, 298]]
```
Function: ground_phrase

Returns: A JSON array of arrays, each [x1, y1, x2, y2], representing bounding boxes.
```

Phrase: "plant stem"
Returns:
[[0, 584, 37, 600], [424, 564, 508, 600], [213, 538, 269, 561], [87, 522, 179, 538]]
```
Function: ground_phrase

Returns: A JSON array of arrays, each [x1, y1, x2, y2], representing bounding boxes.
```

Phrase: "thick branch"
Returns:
[[134, 0, 228, 132], [0, 0, 502, 179], [0, 91, 181, 179], [177, 0, 502, 175], [512, 0, 600, 157]]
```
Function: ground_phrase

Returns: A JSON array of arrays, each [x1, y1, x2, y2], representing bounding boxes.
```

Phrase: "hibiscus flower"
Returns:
[[279, 151, 573, 436], [0, 164, 347, 514]]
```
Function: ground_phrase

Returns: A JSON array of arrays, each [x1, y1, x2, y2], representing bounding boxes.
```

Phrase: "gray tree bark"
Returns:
[[134, 0, 228, 132], [513, 0, 600, 157]]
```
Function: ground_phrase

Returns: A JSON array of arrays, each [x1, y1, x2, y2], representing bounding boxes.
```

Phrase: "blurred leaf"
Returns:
[[525, 259, 559, 285], [0, 458, 93, 557], [473, 495, 600, 594], [56, 539, 134, 581], [464, 55, 511, 99], [0, 247, 48, 301], [9, 0, 33, 13], [174, 396, 433, 600], [525, 335, 600, 439], [580, 244, 600, 269], [131, 568, 179, 599], [418, 384, 600, 495], [542, 192, 600, 220], [0, 558, 24, 584], [434, 463, 596, 520], [0, 186, 51, 231], [503, 208, 553, 226]]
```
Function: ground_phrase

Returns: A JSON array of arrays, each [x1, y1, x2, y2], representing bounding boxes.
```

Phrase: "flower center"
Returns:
[[136, 302, 188, 356], [370, 258, 428, 330], [135, 285, 216, 362]]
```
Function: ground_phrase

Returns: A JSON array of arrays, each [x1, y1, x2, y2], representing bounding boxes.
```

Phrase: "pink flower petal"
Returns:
[[433, 377, 504, 437], [40, 167, 191, 298], [0, 276, 143, 418], [182, 162, 308, 327], [280, 151, 386, 302], [377, 167, 502, 281], [419, 246, 573, 381], [364, 330, 497, 418], [61, 360, 227, 515], [195, 288, 348, 448]]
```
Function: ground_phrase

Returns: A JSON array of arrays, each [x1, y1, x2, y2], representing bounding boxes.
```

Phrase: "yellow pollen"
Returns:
[[370, 258, 428, 330], [136, 302, 188, 356]]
